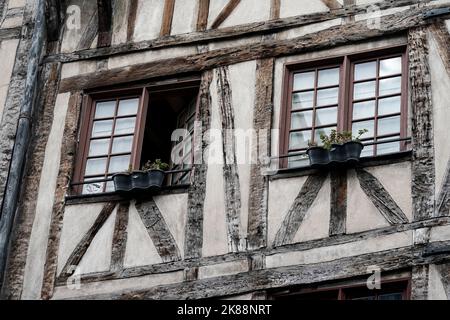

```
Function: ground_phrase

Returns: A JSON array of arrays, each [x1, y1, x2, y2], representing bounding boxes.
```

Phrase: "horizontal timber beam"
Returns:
[[58, 4, 450, 93], [45, 0, 428, 64]]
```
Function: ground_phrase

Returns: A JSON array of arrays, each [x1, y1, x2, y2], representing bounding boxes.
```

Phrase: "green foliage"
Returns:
[[141, 159, 170, 171], [308, 129, 369, 151]]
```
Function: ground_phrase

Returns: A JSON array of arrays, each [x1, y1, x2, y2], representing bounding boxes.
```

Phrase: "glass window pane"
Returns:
[[314, 127, 337, 146], [291, 111, 313, 130], [355, 61, 377, 81], [95, 101, 116, 118], [89, 138, 110, 157], [378, 116, 400, 136], [377, 136, 400, 155], [378, 293, 403, 301], [294, 72, 315, 91], [317, 87, 339, 106], [352, 120, 374, 138], [92, 120, 113, 137], [380, 57, 402, 77], [288, 153, 309, 169], [82, 179, 105, 195], [112, 136, 133, 154], [289, 131, 311, 150], [379, 76, 401, 96], [85, 158, 107, 176], [115, 117, 136, 135], [109, 155, 131, 173], [353, 100, 376, 120], [361, 141, 374, 157], [379, 96, 401, 116], [105, 178, 115, 193], [318, 68, 340, 87], [354, 81, 376, 100], [315, 107, 337, 127], [292, 91, 314, 110], [117, 98, 139, 116]]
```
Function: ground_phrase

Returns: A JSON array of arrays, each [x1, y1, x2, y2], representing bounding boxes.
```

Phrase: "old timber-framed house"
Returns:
[[0, 0, 449, 300]]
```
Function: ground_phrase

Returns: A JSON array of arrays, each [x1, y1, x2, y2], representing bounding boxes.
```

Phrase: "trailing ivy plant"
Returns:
[[308, 129, 369, 151], [142, 159, 170, 171]]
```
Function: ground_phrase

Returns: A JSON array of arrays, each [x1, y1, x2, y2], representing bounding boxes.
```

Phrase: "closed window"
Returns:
[[280, 47, 409, 168]]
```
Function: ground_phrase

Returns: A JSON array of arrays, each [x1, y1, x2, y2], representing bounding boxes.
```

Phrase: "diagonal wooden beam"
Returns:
[[59, 202, 117, 280], [430, 20, 450, 77], [356, 169, 409, 225], [436, 158, 450, 216], [273, 172, 328, 247], [211, 0, 241, 29], [436, 263, 450, 299], [321, 0, 343, 10], [76, 7, 98, 50], [110, 201, 130, 272], [160, 0, 176, 37], [135, 199, 181, 263]]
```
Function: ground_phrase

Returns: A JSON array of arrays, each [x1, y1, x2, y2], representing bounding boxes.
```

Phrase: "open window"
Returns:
[[280, 46, 409, 169], [73, 78, 200, 195]]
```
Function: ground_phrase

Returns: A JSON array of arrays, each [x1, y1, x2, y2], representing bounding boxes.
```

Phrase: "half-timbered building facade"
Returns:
[[0, 0, 449, 300]]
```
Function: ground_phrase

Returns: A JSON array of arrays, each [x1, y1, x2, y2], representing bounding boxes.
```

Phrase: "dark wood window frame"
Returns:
[[72, 77, 201, 195], [279, 45, 409, 169]]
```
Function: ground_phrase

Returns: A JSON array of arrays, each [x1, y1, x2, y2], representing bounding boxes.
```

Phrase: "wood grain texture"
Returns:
[[329, 170, 347, 236], [247, 58, 274, 250], [77, 7, 98, 50], [216, 67, 242, 252], [211, 0, 241, 29], [437, 158, 450, 216], [160, 0, 176, 37], [126, 0, 139, 42], [97, 0, 113, 47], [409, 27, 436, 221], [411, 265, 429, 300], [273, 172, 328, 247], [196, 0, 210, 31], [110, 201, 130, 272], [135, 199, 181, 263], [270, 0, 280, 20], [184, 71, 213, 259], [436, 263, 450, 299], [356, 169, 409, 225], [57, 4, 444, 93], [429, 20, 450, 76]]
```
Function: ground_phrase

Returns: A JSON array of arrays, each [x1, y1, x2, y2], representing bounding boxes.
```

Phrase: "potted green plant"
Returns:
[[112, 160, 169, 193], [306, 129, 368, 167]]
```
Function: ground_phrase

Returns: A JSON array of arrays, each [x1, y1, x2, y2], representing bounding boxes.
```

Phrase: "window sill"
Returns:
[[65, 184, 191, 206], [269, 151, 412, 181]]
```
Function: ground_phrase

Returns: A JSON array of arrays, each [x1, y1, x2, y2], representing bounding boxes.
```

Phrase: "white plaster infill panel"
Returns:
[[198, 260, 249, 280], [0, 39, 19, 121], [266, 231, 413, 269]]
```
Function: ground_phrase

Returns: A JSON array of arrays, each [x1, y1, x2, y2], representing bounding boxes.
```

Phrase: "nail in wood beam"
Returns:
[[211, 0, 241, 29], [217, 67, 242, 252], [184, 70, 213, 259], [59, 202, 117, 281], [247, 58, 274, 250], [409, 27, 435, 221], [321, 0, 343, 10], [160, 0, 176, 37], [273, 172, 328, 247], [196, 0, 210, 31], [135, 199, 181, 263], [111, 201, 130, 272], [329, 170, 347, 236], [356, 169, 409, 225]]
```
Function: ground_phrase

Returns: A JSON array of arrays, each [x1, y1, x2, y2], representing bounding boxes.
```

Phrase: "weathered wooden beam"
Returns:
[[216, 67, 242, 253], [247, 58, 274, 250], [55, 216, 450, 286], [273, 173, 327, 247], [321, 0, 343, 10], [196, 0, 210, 31], [184, 71, 213, 260], [270, 0, 280, 20], [429, 19, 450, 77], [45, 0, 66, 41], [160, 0, 176, 37], [356, 169, 409, 225], [409, 27, 436, 221], [97, 0, 113, 47], [126, 0, 139, 42], [58, 202, 117, 283], [77, 7, 98, 50], [329, 170, 347, 236], [58, 5, 448, 93], [135, 199, 181, 263], [437, 159, 450, 216], [110, 201, 130, 272], [75, 241, 450, 300], [411, 265, 429, 300], [210, 0, 241, 29], [41, 91, 83, 300], [0, 27, 21, 40], [45, 0, 430, 65], [436, 263, 450, 299]]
